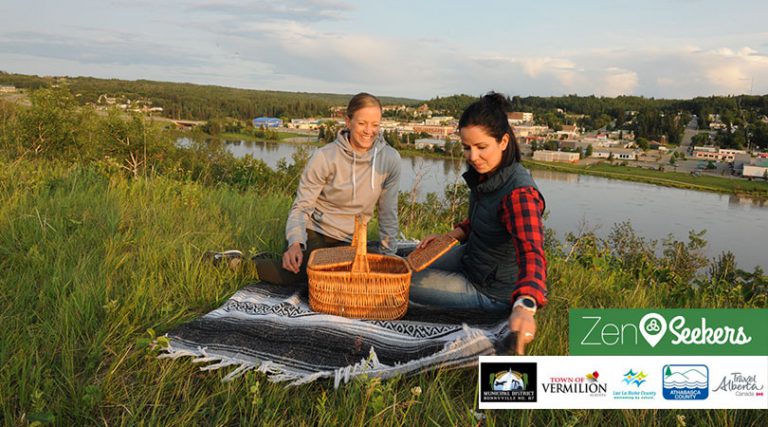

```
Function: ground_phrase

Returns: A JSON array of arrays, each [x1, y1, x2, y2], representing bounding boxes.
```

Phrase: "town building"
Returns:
[[743, 165, 768, 179], [507, 112, 534, 125], [288, 118, 321, 130], [591, 148, 638, 160], [414, 138, 447, 150], [533, 150, 580, 163], [412, 124, 455, 138], [424, 116, 455, 126], [556, 124, 580, 139], [253, 117, 283, 128], [512, 125, 549, 138]]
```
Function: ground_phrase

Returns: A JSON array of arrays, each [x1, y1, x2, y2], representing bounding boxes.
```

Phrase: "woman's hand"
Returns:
[[282, 242, 303, 273], [508, 307, 537, 355], [417, 234, 442, 249], [417, 227, 466, 249]]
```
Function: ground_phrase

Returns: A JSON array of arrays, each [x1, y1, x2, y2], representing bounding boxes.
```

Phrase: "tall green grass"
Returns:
[[0, 158, 765, 426]]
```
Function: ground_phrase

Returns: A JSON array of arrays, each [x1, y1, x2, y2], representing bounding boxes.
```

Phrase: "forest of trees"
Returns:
[[426, 93, 768, 149], [0, 72, 418, 121], [2, 71, 768, 150]]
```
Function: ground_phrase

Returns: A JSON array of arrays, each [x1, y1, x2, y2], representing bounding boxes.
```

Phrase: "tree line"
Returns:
[[2, 71, 767, 150], [0, 72, 419, 121]]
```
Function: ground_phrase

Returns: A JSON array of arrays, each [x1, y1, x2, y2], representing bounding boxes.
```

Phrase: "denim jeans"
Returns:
[[253, 230, 385, 285], [409, 244, 510, 312]]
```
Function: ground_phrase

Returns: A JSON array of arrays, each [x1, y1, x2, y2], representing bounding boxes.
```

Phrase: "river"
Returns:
[[184, 138, 768, 271]]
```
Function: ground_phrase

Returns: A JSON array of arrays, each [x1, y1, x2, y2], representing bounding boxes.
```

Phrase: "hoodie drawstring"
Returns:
[[371, 145, 378, 190], [352, 152, 356, 201]]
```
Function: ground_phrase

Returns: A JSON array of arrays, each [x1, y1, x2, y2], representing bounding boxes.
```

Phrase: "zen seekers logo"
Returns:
[[569, 309, 768, 355]]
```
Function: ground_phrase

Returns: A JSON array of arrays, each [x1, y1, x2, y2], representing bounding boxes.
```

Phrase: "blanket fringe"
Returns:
[[161, 320, 497, 388]]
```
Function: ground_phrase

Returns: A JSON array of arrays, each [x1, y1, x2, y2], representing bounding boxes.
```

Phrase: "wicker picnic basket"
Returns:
[[307, 216, 457, 320]]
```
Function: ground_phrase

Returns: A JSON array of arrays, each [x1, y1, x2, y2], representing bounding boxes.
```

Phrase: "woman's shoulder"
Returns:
[[378, 143, 402, 161], [312, 141, 341, 161]]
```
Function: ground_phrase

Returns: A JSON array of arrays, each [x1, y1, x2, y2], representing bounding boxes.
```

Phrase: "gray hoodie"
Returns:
[[285, 130, 401, 255]]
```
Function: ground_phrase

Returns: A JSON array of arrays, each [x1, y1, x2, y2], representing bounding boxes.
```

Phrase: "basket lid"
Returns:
[[406, 234, 458, 272]]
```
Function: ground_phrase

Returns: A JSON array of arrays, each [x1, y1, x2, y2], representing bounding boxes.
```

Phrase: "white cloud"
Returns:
[[3, 0, 768, 99], [188, 0, 355, 22], [600, 68, 639, 97]]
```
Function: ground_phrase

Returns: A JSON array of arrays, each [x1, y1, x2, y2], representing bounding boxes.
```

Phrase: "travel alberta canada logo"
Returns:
[[569, 309, 768, 355], [712, 372, 765, 397]]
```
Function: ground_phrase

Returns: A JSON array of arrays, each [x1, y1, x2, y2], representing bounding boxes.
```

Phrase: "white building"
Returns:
[[592, 148, 638, 160], [512, 125, 549, 138], [414, 138, 447, 150], [507, 112, 534, 125], [743, 165, 768, 178], [533, 150, 579, 163], [425, 116, 455, 126]]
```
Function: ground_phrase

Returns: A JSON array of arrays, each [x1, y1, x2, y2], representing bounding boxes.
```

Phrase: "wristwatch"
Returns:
[[513, 296, 537, 315]]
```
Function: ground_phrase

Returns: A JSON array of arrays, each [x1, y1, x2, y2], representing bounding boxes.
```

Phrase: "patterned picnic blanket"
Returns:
[[161, 282, 512, 387]]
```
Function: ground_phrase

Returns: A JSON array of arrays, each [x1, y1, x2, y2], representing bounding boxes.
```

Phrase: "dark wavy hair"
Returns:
[[458, 92, 521, 169]]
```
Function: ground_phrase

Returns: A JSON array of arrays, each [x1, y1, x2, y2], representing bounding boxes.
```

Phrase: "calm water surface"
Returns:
[[186, 138, 768, 270]]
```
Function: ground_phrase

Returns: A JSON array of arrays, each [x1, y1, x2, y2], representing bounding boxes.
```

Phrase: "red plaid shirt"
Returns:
[[455, 186, 547, 307]]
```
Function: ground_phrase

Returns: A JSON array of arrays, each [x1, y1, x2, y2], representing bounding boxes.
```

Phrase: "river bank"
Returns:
[[196, 130, 768, 199]]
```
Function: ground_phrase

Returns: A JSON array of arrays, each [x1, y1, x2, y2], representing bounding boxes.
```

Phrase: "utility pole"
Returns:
[[737, 78, 754, 153]]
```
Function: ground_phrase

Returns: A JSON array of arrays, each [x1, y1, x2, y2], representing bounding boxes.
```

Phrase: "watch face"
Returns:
[[521, 298, 536, 308]]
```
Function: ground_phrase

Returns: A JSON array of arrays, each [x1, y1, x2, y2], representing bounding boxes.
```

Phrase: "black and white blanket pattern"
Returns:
[[162, 283, 513, 387]]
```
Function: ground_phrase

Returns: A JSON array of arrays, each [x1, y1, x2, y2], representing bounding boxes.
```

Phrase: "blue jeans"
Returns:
[[409, 245, 510, 312]]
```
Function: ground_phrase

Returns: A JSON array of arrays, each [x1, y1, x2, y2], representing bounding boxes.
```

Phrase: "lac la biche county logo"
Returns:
[[541, 371, 607, 397], [479, 362, 537, 403], [662, 364, 709, 400], [613, 369, 657, 400], [569, 309, 768, 355]]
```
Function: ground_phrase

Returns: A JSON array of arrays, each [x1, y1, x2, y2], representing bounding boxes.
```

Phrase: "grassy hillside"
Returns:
[[0, 72, 422, 121], [1, 156, 765, 426]]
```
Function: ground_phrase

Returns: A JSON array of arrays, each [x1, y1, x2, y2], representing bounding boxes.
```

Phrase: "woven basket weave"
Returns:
[[307, 216, 411, 320], [307, 216, 458, 320]]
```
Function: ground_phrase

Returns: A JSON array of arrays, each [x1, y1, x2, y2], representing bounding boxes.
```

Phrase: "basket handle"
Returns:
[[350, 215, 370, 274]]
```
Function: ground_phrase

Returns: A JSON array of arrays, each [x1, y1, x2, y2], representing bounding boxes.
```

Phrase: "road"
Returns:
[[677, 115, 699, 155]]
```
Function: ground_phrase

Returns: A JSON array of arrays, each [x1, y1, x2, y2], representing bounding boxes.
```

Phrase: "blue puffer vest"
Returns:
[[460, 161, 542, 303]]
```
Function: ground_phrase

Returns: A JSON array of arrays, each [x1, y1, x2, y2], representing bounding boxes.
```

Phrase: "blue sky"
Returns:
[[1, 0, 767, 99]]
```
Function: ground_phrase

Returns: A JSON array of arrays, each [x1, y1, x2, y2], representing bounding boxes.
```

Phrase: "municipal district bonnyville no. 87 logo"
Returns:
[[479, 362, 537, 403]]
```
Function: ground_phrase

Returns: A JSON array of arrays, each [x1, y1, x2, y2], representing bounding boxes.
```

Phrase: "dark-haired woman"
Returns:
[[410, 92, 547, 355], [217, 93, 402, 285]]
